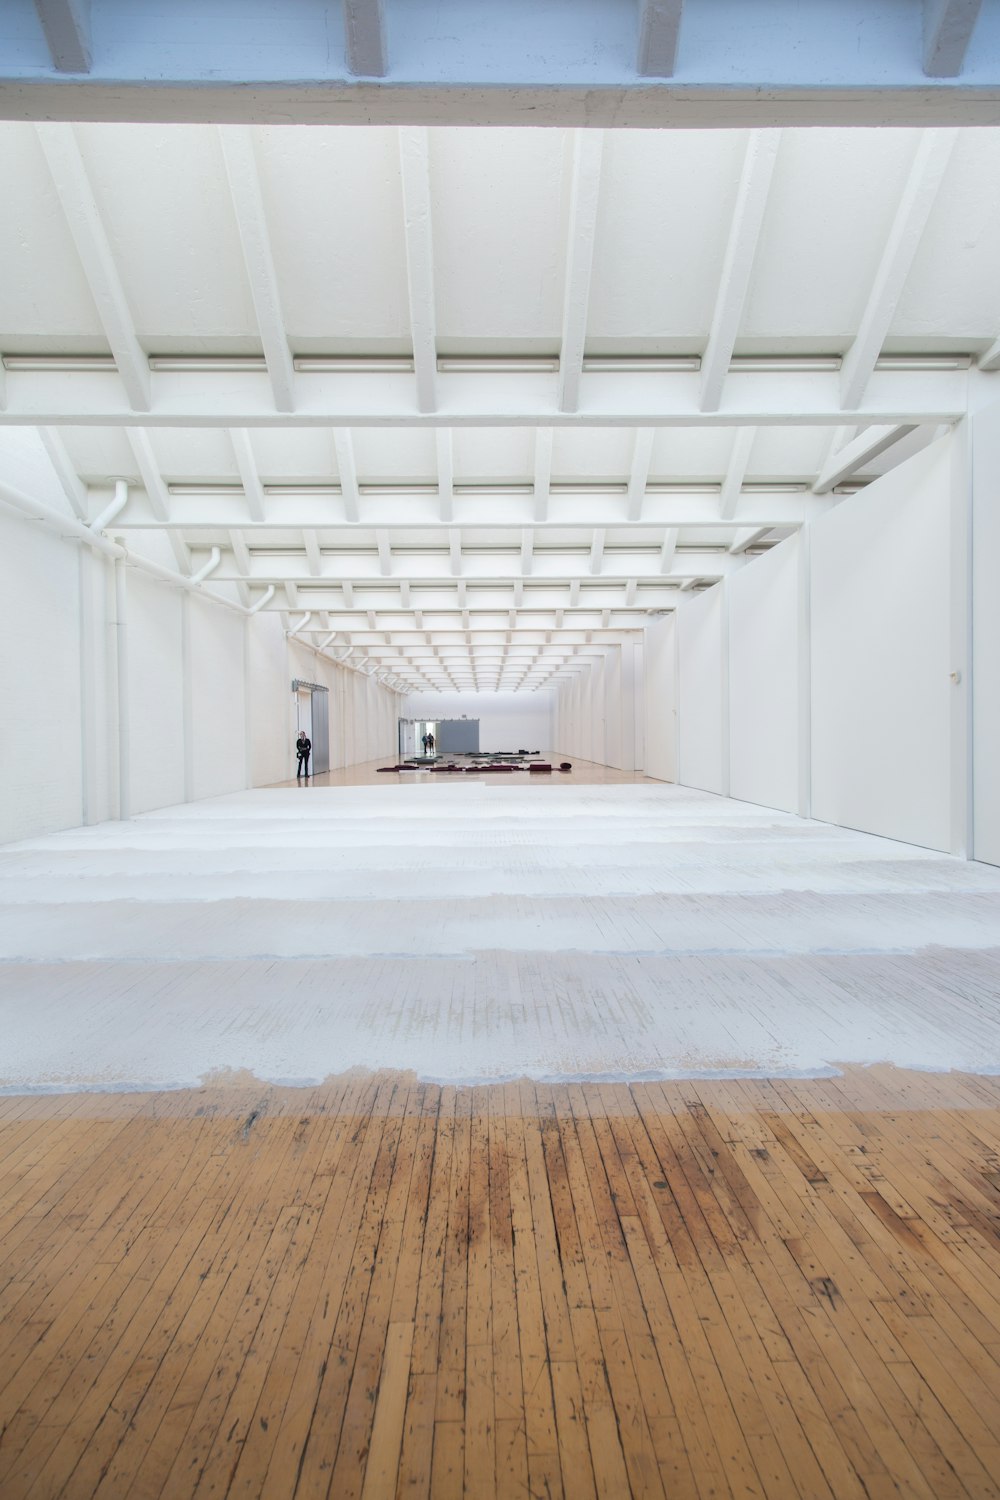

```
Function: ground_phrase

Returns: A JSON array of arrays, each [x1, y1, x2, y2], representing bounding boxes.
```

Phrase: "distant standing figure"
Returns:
[[426, 732, 435, 753], [296, 731, 311, 778], [421, 733, 429, 755]]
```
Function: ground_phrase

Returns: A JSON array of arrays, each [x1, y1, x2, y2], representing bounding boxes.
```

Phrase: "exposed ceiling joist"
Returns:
[[627, 428, 655, 521], [217, 127, 296, 414], [719, 427, 756, 520], [343, 0, 388, 77], [840, 128, 959, 409], [923, 0, 984, 76], [35, 124, 151, 412], [125, 427, 191, 573], [32, 0, 91, 73], [38, 426, 88, 519], [398, 127, 438, 414], [228, 429, 266, 522], [303, 530, 322, 576], [700, 130, 781, 412], [660, 529, 679, 572], [813, 422, 918, 493], [534, 427, 553, 523], [558, 130, 604, 414], [590, 528, 606, 575], [728, 526, 770, 554], [637, 0, 684, 77], [436, 429, 453, 522], [333, 429, 360, 522]]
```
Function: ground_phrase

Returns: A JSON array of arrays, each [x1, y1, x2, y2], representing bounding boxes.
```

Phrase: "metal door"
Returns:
[[311, 688, 330, 775]]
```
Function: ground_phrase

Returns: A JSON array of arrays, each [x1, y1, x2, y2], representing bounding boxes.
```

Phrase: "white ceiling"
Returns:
[[1, 118, 999, 691]]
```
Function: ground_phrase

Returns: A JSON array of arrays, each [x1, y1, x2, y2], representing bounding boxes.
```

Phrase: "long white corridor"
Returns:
[[3, 781, 1000, 1092]]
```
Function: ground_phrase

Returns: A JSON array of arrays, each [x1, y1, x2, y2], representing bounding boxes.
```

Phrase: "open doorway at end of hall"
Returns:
[[293, 680, 330, 776], [399, 720, 438, 758]]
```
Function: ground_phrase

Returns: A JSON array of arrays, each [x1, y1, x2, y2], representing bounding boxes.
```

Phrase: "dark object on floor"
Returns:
[[529, 764, 553, 773], [559, 762, 573, 772]]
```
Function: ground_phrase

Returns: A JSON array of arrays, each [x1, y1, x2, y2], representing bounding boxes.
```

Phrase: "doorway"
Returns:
[[293, 680, 330, 775]]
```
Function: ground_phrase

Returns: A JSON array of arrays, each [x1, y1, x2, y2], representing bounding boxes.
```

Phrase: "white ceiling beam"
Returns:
[[637, 0, 683, 77], [728, 526, 770, 555], [332, 429, 360, 522], [813, 422, 919, 493], [625, 578, 638, 606], [521, 529, 533, 576], [436, 429, 453, 522], [924, 0, 984, 75], [719, 426, 756, 520], [840, 129, 960, 410], [33, 0, 91, 71], [375, 529, 392, 577], [35, 124, 151, 412], [448, 530, 462, 576], [660, 528, 679, 572], [700, 130, 782, 413], [343, 0, 388, 76], [217, 127, 296, 414], [228, 429, 266, 521], [125, 429, 192, 573], [558, 131, 605, 414], [590, 528, 605, 575], [534, 427, 553, 522], [0, 365, 967, 428], [343, 579, 355, 608], [979, 339, 1000, 372], [303, 530, 322, 576], [627, 428, 655, 521], [228, 528, 252, 604], [37, 426, 88, 519], [398, 127, 438, 414]]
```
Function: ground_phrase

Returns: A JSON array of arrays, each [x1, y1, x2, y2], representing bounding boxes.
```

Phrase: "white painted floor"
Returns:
[[2, 782, 1000, 1090]]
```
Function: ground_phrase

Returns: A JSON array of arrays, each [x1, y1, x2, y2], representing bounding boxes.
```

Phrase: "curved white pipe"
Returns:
[[190, 546, 221, 584], [0, 477, 122, 558], [0, 477, 249, 615], [288, 611, 313, 633], [247, 584, 275, 613], [90, 479, 129, 533]]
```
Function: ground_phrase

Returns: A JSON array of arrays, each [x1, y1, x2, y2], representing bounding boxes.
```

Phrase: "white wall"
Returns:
[[810, 433, 965, 852], [0, 481, 399, 843], [553, 643, 648, 771], [403, 690, 553, 753], [0, 505, 86, 844], [973, 400, 1000, 866], [642, 614, 676, 783], [677, 584, 727, 795], [728, 532, 804, 815], [126, 569, 186, 815]]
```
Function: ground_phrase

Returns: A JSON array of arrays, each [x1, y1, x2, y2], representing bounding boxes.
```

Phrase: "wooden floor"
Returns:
[[4, 1070, 1000, 1497], [269, 754, 662, 788]]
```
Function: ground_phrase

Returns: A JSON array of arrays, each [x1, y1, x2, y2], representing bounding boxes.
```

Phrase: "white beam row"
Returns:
[[11, 0, 1000, 120], [0, 366, 973, 427]]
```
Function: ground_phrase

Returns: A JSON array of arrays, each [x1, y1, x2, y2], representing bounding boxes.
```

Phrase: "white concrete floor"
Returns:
[[2, 781, 1000, 1090]]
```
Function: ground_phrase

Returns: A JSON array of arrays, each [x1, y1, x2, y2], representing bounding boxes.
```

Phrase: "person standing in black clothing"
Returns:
[[296, 731, 311, 778]]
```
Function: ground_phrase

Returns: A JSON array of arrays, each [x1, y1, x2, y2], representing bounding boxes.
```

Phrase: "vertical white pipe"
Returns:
[[114, 552, 130, 821], [243, 613, 253, 790], [78, 547, 90, 826], [797, 526, 813, 820], [181, 592, 194, 802]]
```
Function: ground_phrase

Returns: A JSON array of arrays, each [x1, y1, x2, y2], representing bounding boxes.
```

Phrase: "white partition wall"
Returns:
[[0, 498, 400, 843], [973, 400, 1000, 866], [643, 613, 677, 784], [728, 533, 805, 815], [0, 506, 85, 844], [677, 584, 727, 795], [809, 433, 965, 853]]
